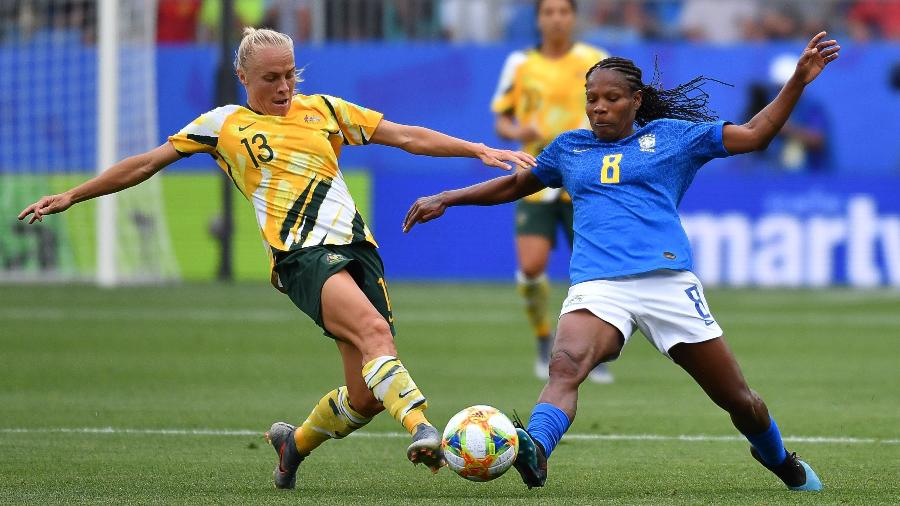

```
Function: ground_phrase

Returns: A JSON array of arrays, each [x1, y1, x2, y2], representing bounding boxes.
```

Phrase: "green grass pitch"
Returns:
[[1, 283, 898, 504]]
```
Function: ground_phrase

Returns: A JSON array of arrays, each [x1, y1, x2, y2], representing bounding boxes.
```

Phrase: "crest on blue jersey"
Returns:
[[639, 133, 656, 153]]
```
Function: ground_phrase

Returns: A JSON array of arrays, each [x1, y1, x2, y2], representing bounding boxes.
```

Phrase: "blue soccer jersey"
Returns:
[[531, 118, 731, 284]]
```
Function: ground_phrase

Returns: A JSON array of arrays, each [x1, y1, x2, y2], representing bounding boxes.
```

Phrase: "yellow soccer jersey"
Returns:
[[168, 94, 381, 261], [491, 42, 608, 202]]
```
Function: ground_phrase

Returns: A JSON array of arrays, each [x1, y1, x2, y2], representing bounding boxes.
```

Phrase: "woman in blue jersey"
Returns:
[[403, 32, 840, 491]]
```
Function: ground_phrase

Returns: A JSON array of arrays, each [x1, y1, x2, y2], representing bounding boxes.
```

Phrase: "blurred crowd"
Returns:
[[1, 0, 898, 175], [1, 0, 898, 45], [153, 0, 900, 44]]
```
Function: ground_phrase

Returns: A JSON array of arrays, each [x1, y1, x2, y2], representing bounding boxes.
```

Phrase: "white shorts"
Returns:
[[559, 270, 723, 359]]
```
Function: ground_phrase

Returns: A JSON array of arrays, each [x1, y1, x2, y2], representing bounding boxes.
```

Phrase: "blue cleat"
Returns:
[[791, 460, 823, 491], [511, 415, 547, 488], [751, 447, 822, 491]]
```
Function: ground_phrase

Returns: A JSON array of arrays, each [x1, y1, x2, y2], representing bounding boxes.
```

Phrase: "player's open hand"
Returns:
[[403, 193, 448, 233], [795, 31, 840, 85], [18, 193, 73, 224], [476, 144, 536, 171]]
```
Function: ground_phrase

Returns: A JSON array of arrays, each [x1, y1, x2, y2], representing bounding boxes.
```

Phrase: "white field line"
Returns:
[[2, 308, 900, 327], [0, 427, 896, 445]]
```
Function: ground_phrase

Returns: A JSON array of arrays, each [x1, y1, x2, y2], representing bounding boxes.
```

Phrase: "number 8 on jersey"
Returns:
[[600, 154, 622, 184]]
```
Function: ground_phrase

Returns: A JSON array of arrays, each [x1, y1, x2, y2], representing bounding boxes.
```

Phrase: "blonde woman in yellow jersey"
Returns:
[[18, 27, 535, 488], [492, 0, 612, 383]]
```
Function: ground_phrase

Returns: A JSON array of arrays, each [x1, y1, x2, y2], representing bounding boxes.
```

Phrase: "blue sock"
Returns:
[[743, 415, 788, 467], [527, 403, 571, 458]]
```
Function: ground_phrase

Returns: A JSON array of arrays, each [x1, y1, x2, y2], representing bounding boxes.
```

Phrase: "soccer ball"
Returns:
[[441, 405, 519, 482]]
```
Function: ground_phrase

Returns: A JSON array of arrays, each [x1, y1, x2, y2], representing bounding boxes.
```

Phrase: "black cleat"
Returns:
[[750, 447, 822, 491], [511, 413, 547, 488]]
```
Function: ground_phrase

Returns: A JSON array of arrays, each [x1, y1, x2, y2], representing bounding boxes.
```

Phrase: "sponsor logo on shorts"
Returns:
[[703, 319, 716, 326], [664, 251, 677, 260], [565, 294, 584, 306], [325, 253, 347, 265]]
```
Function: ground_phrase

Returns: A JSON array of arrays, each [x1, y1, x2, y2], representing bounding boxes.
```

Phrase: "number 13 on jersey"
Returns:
[[600, 154, 622, 184]]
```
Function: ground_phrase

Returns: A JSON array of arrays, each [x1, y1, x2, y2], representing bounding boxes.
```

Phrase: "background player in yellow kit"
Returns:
[[492, 0, 612, 383], [18, 27, 535, 489]]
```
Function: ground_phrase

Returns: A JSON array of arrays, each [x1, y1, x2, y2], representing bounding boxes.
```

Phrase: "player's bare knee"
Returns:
[[746, 389, 768, 421], [520, 264, 544, 280], [357, 316, 395, 354], [548, 349, 587, 385], [726, 387, 765, 421]]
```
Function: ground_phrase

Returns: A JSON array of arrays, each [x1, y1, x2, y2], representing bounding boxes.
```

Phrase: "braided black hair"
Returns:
[[586, 57, 729, 126]]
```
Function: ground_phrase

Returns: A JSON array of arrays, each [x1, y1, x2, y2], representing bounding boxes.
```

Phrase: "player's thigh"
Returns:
[[550, 309, 625, 385], [276, 244, 395, 343], [558, 280, 636, 364], [553, 309, 625, 378], [276, 245, 364, 336], [348, 243, 396, 332], [515, 200, 557, 272], [669, 336, 751, 403], [321, 270, 396, 355], [325, 244, 397, 354], [515, 235, 552, 276], [335, 340, 383, 417]]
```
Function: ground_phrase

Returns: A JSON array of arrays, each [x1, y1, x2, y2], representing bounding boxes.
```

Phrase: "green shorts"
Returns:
[[274, 242, 395, 339], [515, 199, 574, 248]]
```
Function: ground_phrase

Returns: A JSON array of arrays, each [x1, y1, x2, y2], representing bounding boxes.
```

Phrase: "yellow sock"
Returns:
[[293, 386, 372, 456], [362, 356, 430, 435], [517, 271, 551, 338], [401, 410, 428, 434]]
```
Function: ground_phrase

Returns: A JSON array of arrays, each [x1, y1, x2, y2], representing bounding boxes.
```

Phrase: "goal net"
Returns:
[[0, 0, 179, 284]]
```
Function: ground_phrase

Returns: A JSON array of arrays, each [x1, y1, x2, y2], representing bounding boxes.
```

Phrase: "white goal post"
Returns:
[[0, 0, 179, 285], [97, 0, 118, 286]]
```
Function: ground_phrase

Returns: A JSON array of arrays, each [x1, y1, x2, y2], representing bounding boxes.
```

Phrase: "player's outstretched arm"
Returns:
[[18, 142, 180, 224], [723, 31, 840, 155], [403, 170, 546, 232], [370, 119, 536, 171]]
